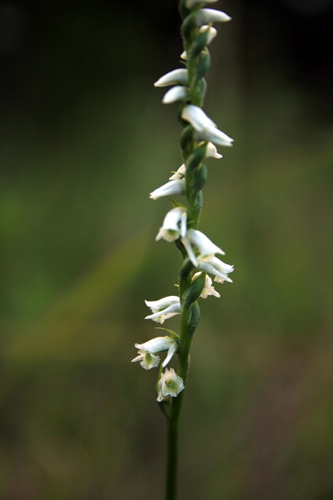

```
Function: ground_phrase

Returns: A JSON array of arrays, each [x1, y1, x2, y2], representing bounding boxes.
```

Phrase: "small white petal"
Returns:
[[162, 343, 178, 368], [154, 69, 188, 87], [196, 9, 232, 26], [205, 142, 222, 158], [186, 0, 218, 8], [181, 236, 198, 267], [150, 179, 185, 200], [181, 105, 217, 132], [169, 164, 186, 180], [145, 303, 181, 323], [180, 50, 188, 61], [162, 86, 188, 104]]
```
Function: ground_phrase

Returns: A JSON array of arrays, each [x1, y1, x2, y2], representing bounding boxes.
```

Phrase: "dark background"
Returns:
[[1, 1, 333, 499]]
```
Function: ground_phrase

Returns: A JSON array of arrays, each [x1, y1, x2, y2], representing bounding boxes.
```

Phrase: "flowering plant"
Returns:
[[132, 1, 234, 498]]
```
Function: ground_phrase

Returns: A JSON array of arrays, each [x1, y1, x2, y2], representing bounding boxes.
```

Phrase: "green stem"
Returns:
[[165, 395, 182, 500], [165, 301, 200, 500]]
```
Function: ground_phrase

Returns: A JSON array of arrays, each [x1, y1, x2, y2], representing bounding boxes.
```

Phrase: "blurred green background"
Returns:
[[1, 0, 333, 498]]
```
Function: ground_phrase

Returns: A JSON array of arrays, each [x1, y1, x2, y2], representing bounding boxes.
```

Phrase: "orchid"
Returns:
[[157, 368, 185, 402], [155, 207, 187, 242], [132, 336, 178, 369], [145, 296, 181, 324]]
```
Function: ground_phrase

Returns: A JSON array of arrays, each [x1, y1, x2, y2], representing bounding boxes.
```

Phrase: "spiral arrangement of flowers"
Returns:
[[132, 1, 234, 498]]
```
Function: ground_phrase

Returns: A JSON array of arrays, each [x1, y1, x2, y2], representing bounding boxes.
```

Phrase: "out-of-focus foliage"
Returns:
[[0, 0, 332, 499]]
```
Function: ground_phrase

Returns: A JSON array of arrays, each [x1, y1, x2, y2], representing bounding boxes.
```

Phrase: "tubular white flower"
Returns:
[[154, 69, 188, 87], [186, 0, 218, 8], [196, 9, 232, 26], [192, 272, 220, 298], [132, 336, 178, 369], [182, 105, 217, 131], [145, 296, 181, 324], [162, 86, 188, 104], [150, 179, 185, 200], [157, 368, 185, 402], [169, 164, 186, 180], [156, 207, 187, 243], [181, 105, 233, 148], [181, 228, 225, 266], [196, 255, 234, 283]]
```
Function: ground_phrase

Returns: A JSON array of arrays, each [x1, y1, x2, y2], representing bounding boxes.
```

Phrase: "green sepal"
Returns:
[[186, 144, 206, 174], [179, 257, 194, 283], [192, 163, 207, 192], [179, 125, 195, 160], [175, 238, 188, 260], [183, 271, 205, 307], [188, 301, 201, 333], [154, 327, 180, 340], [190, 78, 206, 107], [187, 190, 203, 230], [170, 200, 187, 210], [195, 49, 211, 80], [181, 12, 197, 42], [189, 30, 209, 59], [178, 0, 190, 20], [158, 400, 171, 419]]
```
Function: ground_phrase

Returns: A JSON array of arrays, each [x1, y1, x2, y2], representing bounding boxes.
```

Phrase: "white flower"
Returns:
[[162, 86, 188, 104], [192, 272, 220, 298], [150, 179, 185, 200], [181, 228, 225, 267], [186, 0, 218, 8], [145, 296, 181, 324], [132, 336, 178, 369], [196, 9, 232, 26], [157, 368, 185, 401], [196, 255, 234, 283], [169, 164, 186, 180], [154, 69, 188, 87], [156, 207, 187, 243], [181, 105, 233, 147]]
